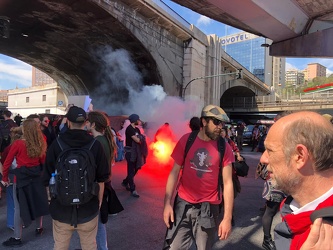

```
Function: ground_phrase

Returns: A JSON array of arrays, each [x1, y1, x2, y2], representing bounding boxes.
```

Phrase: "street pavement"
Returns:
[[0, 145, 280, 250]]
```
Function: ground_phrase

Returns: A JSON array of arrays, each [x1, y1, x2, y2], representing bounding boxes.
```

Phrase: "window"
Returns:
[[26, 97, 29, 103], [42, 95, 46, 101], [45, 109, 50, 114]]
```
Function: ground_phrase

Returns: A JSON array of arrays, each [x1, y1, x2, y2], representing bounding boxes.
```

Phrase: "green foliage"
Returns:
[[281, 75, 332, 97], [297, 76, 333, 94]]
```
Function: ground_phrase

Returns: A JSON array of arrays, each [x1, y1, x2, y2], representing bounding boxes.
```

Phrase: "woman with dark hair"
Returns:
[[1, 119, 49, 247], [86, 111, 123, 250]]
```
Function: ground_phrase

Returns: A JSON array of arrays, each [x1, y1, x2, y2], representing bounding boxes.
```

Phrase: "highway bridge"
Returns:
[[171, 0, 333, 57], [0, 0, 332, 115], [0, 0, 268, 114], [223, 91, 333, 122]]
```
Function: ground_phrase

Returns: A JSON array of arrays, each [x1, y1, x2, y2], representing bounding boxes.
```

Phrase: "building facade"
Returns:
[[285, 69, 305, 87], [305, 63, 327, 81], [0, 90, 8, 110], [32, 67, 57, 86], [221, 31, 285, 92], [7, 82, 68, 118]]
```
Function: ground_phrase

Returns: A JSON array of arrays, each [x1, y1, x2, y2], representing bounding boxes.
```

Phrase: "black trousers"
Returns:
[[123, 152, 138, 192], [262, 200, 280, 236]]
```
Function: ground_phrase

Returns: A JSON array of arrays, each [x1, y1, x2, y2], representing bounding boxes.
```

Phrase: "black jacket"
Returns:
[[130, 134, 148, 169], [14, 165, 49, 227], [43, 129, 110, 225]]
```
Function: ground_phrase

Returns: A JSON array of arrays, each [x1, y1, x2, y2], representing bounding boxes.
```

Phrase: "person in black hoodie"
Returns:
[[39, 114, 56, 148], [0, 109, 18, 154], [43, 106, 110, 250]]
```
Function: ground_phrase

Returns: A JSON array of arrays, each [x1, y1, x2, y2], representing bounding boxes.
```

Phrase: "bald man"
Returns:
[[260, 111, 333, 250]]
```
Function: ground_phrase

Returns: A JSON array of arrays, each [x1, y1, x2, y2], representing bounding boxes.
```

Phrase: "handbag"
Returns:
[[233, 173, 241, 194], [233, 157, 249, 177]]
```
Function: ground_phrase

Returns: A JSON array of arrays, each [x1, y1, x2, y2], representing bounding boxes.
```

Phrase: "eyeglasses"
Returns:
[[210, 118, 223, 126]]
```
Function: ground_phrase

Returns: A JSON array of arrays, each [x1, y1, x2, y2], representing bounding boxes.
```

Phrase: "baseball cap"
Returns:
[[65, 106, 86, 123], [129, 114, 140, 123], [201, 104, 230, 122]]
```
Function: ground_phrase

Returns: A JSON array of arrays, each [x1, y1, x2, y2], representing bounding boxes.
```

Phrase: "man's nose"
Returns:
[[260, 150, 269, 164]]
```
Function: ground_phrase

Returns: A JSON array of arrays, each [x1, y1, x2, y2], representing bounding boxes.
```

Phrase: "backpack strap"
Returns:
[[183, 130, 199, 166], [310, 206, 333, 223], [57, 137, 96, 151], [84, 139, 96, 150], [217, 137, 226, 197], [57, 137, 69, 151]]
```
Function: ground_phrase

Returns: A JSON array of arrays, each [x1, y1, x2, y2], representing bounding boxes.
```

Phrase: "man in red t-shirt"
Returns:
[[163, 105, 235, 250]]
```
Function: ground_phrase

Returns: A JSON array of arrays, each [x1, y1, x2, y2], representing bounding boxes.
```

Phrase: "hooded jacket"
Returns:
[[43, 129, 110, 225]]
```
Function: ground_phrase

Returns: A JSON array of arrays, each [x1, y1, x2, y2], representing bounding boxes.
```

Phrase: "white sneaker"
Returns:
[[131, 190, 140, 198]]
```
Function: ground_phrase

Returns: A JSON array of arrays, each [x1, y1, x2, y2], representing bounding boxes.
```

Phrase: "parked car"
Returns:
[[243, 124, 255, 145], [242, 122, 273, 146]]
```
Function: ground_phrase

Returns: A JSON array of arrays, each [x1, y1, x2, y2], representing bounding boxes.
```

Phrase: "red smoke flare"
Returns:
[[147, 123, 176, 168]]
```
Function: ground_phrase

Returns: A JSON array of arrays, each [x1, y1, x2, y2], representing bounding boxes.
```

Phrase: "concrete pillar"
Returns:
[[206, 35, 223, 106], [182, 25, 207, 107]]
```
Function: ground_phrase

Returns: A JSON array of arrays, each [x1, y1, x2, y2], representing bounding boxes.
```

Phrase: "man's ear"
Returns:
[[202, 118, 208, 126], [294, 144, 309, 170]]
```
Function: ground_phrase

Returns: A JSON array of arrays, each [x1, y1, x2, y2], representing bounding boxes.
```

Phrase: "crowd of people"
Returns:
[[0, 108, 133, 249], [0, 106, 332, 250]]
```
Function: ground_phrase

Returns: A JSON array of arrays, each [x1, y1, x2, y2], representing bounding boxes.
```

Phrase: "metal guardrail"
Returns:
[[224, 92, 333, 110], [153, 0, 191, 28]]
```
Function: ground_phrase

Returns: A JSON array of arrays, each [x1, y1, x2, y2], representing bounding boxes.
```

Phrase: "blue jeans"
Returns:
[[6, 185, 14, 228], [96, 214, 108, 250]]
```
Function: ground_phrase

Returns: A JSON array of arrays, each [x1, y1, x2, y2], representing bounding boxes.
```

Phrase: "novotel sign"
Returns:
[[221, 32, 258, 45]]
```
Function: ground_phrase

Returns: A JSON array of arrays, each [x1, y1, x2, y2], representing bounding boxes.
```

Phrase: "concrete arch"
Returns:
[[0, 0, 169, 104], [220, 85, 255, 107]]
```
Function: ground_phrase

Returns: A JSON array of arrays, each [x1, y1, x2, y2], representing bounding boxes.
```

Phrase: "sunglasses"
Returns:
[[210, 118, 224, 126]]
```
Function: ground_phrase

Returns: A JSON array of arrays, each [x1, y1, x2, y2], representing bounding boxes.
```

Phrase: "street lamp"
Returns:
[[182, 69, 242, 99]]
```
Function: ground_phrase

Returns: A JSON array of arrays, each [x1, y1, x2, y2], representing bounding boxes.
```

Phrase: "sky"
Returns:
[[0, 0, 332, 90]]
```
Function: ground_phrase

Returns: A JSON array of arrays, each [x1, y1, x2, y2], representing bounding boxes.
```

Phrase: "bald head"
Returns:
[[268, 111, 333, 172], [274, 111, 332, 130]]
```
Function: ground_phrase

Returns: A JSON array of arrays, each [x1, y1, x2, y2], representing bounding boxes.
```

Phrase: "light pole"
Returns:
[[182, 69, 242, 99]]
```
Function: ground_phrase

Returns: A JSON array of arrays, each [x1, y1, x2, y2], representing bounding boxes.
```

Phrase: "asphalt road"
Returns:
[[0, 146, 280, 250]]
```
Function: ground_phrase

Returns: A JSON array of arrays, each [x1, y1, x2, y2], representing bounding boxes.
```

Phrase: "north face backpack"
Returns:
[[54, 138, 99, 206]]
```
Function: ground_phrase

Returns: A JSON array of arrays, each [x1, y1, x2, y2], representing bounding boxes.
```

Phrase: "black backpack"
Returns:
[[54, 138, 99, 206]]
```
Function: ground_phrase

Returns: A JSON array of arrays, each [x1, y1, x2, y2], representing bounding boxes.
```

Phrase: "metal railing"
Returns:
[[223, 92, 333, 110], [153, 0, 191, 28]]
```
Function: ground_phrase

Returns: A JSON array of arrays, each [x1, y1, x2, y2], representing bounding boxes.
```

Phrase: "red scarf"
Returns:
[[281, 194, 333, 249]]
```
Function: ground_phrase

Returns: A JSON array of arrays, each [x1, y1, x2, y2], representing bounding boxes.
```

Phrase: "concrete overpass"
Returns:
[[171, 0, 333, 58], [223, 92, 333, 113], [0, 0, 270, 113]]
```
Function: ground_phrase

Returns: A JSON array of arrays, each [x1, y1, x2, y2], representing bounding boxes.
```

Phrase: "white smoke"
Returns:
[[90, 46, 201, 140]]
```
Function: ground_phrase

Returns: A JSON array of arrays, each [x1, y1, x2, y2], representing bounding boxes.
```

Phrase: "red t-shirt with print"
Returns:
[[171, 133, 234, 205]]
